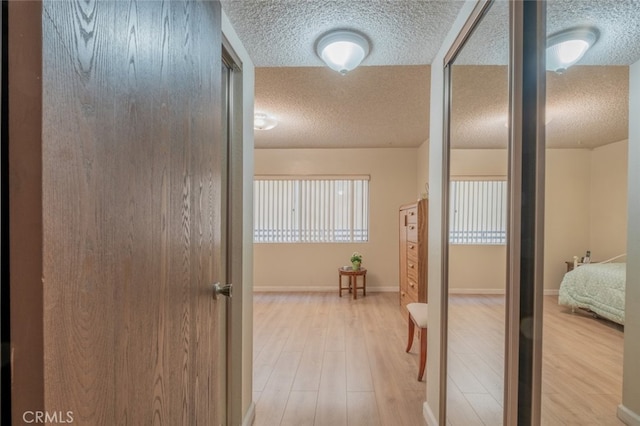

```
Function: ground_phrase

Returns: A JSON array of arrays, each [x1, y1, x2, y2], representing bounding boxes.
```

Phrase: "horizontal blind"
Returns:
[[254, 177, 369, 243], [449, 180, 506, 245]]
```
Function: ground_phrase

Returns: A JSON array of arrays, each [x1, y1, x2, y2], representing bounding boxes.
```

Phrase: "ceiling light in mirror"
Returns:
[[316, 30, 370, 75], [547, 28, 597, 73], [254, 113, 278, 130]]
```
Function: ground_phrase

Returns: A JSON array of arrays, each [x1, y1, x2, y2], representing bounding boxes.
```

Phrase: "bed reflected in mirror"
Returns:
[[443, 2, 637, 424], [542, 2, 633, 422]]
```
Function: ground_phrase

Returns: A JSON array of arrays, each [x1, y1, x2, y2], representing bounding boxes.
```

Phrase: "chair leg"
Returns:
[[406, 316, 415, 352], [418, 327, 427, 381]]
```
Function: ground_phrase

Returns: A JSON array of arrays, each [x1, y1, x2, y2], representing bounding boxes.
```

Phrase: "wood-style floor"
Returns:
[[253, 292, 624, 426], [253, 292, 427, 426]]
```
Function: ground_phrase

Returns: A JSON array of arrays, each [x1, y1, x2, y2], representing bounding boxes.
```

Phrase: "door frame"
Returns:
[[222, 36, 246, 426]]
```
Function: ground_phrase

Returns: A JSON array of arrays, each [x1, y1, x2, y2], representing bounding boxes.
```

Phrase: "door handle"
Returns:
[[213, 282, 232, 299]]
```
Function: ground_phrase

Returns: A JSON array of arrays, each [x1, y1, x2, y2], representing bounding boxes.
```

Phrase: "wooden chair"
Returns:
[[406, 302, 428, 381]]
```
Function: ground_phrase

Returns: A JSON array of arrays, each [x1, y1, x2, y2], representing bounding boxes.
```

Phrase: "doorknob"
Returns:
[[213, 282, 232, 299]]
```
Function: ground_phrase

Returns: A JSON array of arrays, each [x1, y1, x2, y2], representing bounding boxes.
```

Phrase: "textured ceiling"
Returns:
[[450, 65, 629, 149], [457, 0, 640, 65], [221, 0, 465, 67], [221, 0, 639, 149], [255, 66, 430, 149]]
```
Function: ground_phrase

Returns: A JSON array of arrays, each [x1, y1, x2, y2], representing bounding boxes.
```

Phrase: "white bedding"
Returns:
[[558, 262, 625, 325]]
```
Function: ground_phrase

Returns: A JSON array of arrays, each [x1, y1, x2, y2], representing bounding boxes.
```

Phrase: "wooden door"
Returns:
[[9, 1, 227, 424]]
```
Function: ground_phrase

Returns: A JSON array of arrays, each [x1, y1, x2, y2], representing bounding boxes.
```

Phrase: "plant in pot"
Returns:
[[350, 252, 363, 270]]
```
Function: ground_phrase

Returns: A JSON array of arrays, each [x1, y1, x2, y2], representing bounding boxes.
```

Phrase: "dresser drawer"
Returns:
[[406, 223, 418, 242], [407, 278, 419, 299], [399, 199, 428, 322], [407, 262, 419, 282], [405, 207, 418, 224], [407, 241, 418, 258], [400, 291, 418, 313]]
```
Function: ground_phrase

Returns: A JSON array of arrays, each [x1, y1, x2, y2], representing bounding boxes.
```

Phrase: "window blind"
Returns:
[[254, 176, 369, 243], [449, 180, 507, 245]]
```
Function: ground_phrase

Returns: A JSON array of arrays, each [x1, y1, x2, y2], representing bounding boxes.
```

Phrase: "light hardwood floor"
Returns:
[[253, 292, 427, 426], [253, 292, 624, 426], [447, 294, 624, 426]]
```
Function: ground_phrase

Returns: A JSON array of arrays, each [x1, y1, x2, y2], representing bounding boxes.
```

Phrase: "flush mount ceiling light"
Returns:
[[546, 28, 597, 74], [254, 113, 278, 131], [316, 30, 370, 75]]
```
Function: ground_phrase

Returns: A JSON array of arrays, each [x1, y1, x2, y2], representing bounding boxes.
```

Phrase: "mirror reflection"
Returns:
[[444, 1, 638, 424], [446, 2, 508, 424], [541, 1, 636, 423]]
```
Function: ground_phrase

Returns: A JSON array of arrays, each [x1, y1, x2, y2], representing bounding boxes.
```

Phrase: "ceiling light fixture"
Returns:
[[316, 30, 370, 75], [254, 113, 278, 131], [546, 28, 597, 74]]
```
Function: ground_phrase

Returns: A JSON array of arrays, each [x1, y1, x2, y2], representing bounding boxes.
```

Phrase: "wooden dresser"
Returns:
[[399, 199, 428, 319]]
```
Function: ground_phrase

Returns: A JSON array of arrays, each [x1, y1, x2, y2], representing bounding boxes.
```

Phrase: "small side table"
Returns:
[[338, 266, 367, 299]]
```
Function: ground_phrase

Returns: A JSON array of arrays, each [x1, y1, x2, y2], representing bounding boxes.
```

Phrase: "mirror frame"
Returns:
[[440, 1, 546, 424], [505, 2, 546, 423]]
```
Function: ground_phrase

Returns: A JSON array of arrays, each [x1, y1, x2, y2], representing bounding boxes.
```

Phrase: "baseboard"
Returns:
[[254, 286, 398, 293], [618, 404, 640, 425], [449, 288, 505, 294], [448, 288, 559, 296], [423, 401, 438, 426], [253, 286, 559, 296], [242, 401, 256, 426]]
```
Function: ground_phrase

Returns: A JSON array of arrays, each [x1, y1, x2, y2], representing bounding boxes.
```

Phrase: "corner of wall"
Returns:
[[417, 139, 430, 197], [617, 404, 640, 426]]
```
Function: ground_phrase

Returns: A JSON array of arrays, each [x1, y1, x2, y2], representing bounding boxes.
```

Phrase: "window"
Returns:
[[254, 175, 369, 243], [449, 179, 507, 245]]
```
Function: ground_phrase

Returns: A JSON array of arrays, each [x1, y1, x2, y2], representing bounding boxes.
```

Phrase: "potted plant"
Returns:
[[350, 252, 363, 270]]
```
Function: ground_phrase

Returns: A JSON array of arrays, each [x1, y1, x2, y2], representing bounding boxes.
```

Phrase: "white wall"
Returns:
[[450, 149, 508, 176], [253, 148, 417, 291], [619, 60, 640, 425], [417, 139, 430, 197], [544, 149, 592, 290], [590, 140, 629, 260]]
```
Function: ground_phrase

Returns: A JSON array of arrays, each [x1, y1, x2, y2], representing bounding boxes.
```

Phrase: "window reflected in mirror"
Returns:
[[446, 1, 509, 424]]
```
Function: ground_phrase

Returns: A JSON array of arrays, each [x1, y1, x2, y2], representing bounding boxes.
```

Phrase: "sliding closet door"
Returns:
[[444, 3, 509, 425], [439, 1, 546, 424]]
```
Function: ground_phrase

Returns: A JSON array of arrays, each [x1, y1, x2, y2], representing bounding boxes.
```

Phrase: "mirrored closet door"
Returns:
[[445, 2, 509, 425], [440, 1, 546, 424], [540, 2, 635, 423]]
